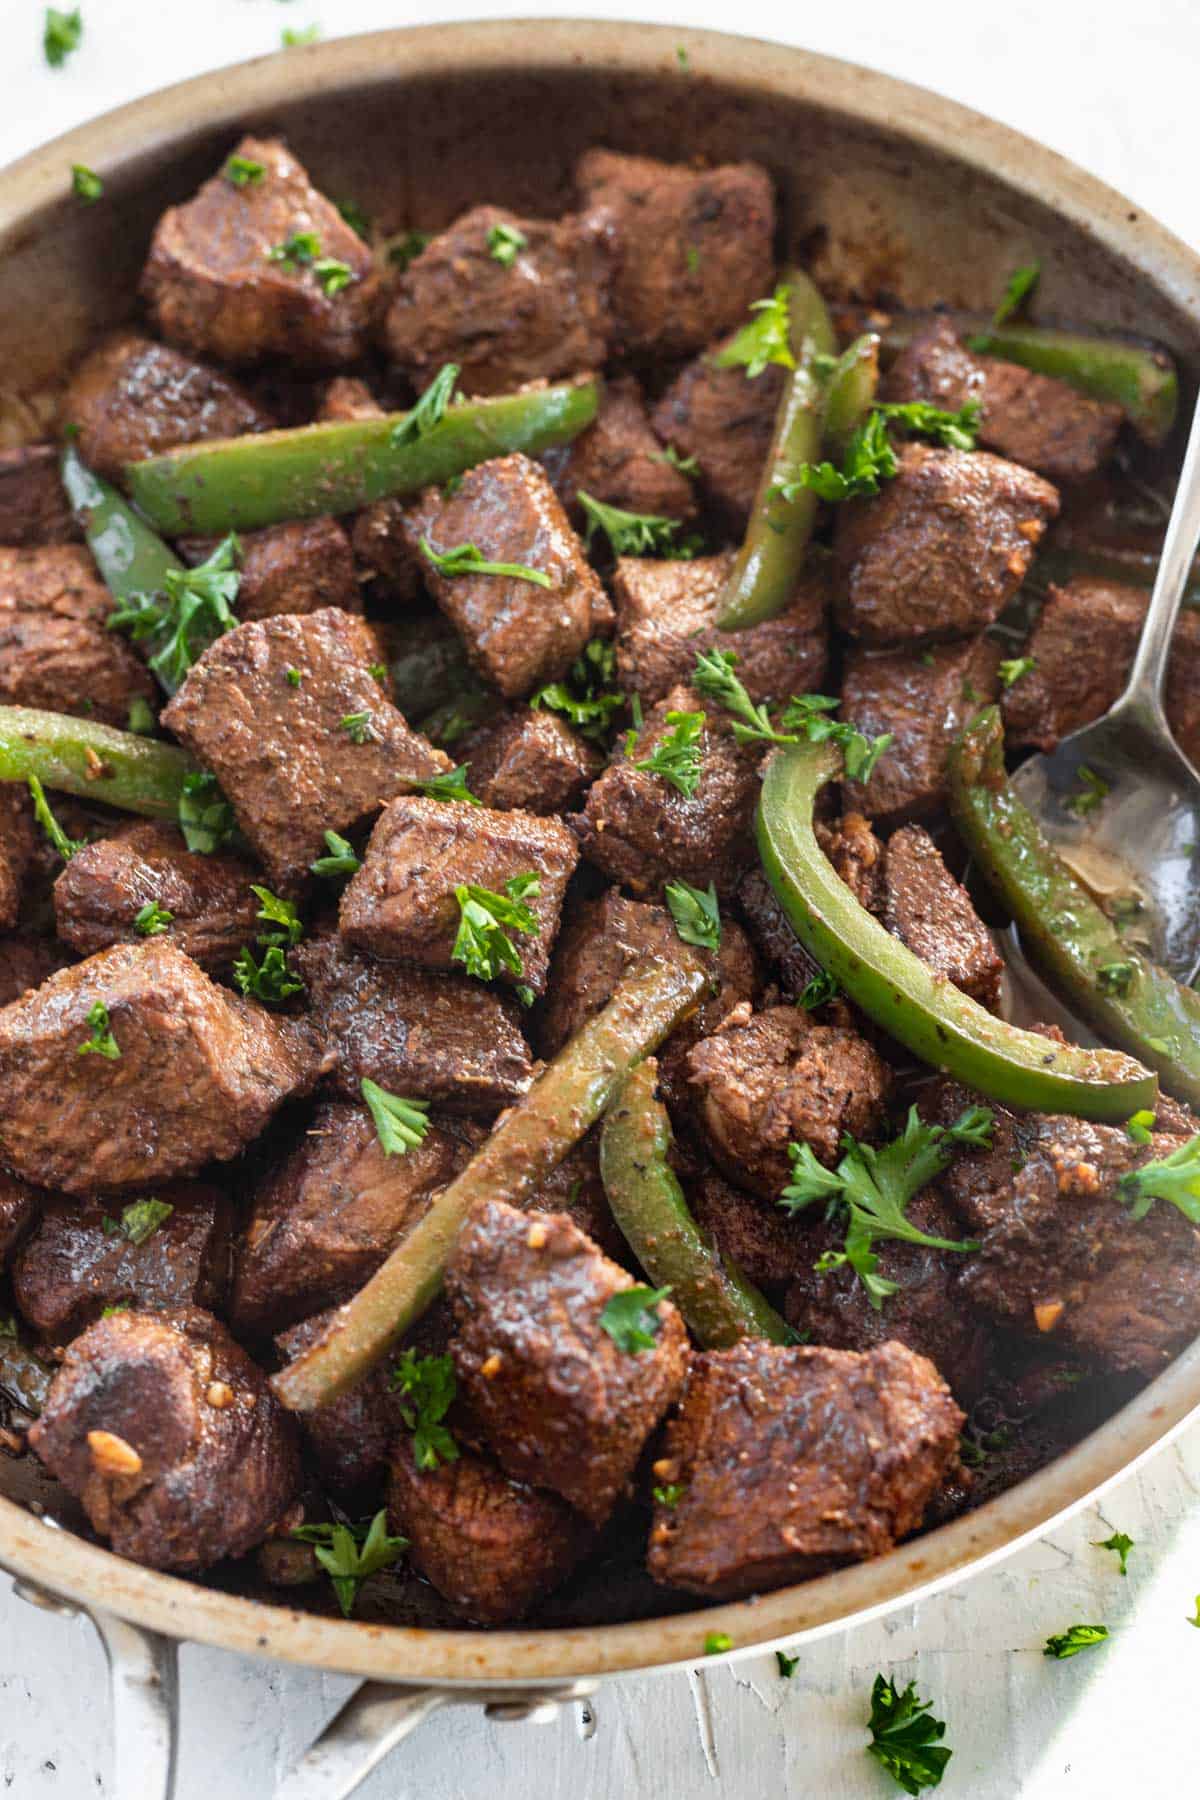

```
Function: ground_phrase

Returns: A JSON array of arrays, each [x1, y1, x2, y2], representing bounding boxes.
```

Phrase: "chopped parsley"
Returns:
[[107, 533, 240, 693], [664, 879, 721, 951], [1093, 1530, 1134, 1575], [420, 537, 552, 588], [780, 693, 893, 784], [250, 885, 304, 948], [577, 490, 690, 559], [798, 969, 841, 1011], [627, 709, 705, 798], [986, 260, 1041, 331], [689, 654, 891, 779], [391, 363, 460, 448], [133, 900, 173, 938], [336, 197, 371, 239], [531, 638, 625, 743], [224, 155, 265, 187], [1095, 958, 1136, 997], [407, 764, 480, 806], [44, 7, 82, 68], [487, 221, 527, 267], [339, 711, 376, 744], [703, 1632, 733, 1656], [865, 1674, 952, 1795], [390, 1349, 459, 1469], [290, 1511, 407, 1617], [998, 655, 1037, 689], [386, 228, 430, 270], [676, 45, 690, 71], [361, 1078, 431, 1157], [118, 1198, 173, 1247], [177, 771, 237, 855], [1125, 1109, 1155, 1145], [313, 257, 353, 296], [653, 1483, 686, 1509], [775, 1650, 799, 1679], [773, 402, 979, 506], [714, 284, 795, 379], [452, 874, 540, 982], [127, 697, 157, 735], [71, 164, 102, 204], [1043, 1623, 1109, 1660], [1118, 1131, 1200, 1223], [876, 398, 982, 451], [1064, 765, 1109, 816], [692, 646, 792, 745], [281, 24, 322, 48], [310, 829, 361, 879], [267, 230, 321, 270], [78, 1001, 119, 1060], [286, 666, 303, 687], [233, 945, 304, 1005], [28, 775, 84, 861], [599, 1284, 671, 1353], [653, 445, 700, 477], [1189, 1596, 1200, 1629]]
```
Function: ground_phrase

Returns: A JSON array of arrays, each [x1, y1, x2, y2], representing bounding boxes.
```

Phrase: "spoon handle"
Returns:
[[1120, 394, 1200, 723]]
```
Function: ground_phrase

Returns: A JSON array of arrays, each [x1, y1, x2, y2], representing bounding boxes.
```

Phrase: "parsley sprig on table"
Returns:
[[865, 1674, 952, 1795], [599, 1285, 672, 1353], [577, 490, 695, 559], [714, 284, 795, 379], [391, 363, 460, 448], [44, 7, 83, 68], [452, 874, 540, 982], [361, 1078, 431, 1157], [627, 709, 705, 798], [390, 1349, 459, 1470], [1118, 1132, 1200, 1223], [107, 534, 241, 694], [420, 537, 552, 588], [664, 879, 721, 951], [290, 1511, 408, 1617], [1093, 1530, 1134, 1575], [1043, 1623, 1109, 1660]]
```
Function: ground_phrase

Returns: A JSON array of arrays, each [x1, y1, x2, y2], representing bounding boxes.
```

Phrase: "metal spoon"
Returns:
[[1011, 395, 1200, 982]]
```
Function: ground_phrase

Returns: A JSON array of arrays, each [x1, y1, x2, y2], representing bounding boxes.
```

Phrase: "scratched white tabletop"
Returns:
[[1, 1, 1199, 1794]]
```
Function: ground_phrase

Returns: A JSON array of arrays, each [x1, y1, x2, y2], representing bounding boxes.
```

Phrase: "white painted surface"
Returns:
[[1, 1, 1199, 1793]]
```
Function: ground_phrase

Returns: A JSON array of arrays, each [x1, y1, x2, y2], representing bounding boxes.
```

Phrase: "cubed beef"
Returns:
[[839, 636, 1002, 823], [459, 707, 603, 814], [350, 501, 423, 601], [542, 374, 697, 526], [160, 607, 447, 891], [815, 812, 888, 913], [388, 1441, 593, 1623], [0, 784, 36, 932], [576, 150, 775, 360], [317, 376, 383, 422], [686, 1005, 891, 1199], [0, 1173, 37, 1268], [12, 1183, 231, 1340], [736, 867, 825, 1003], [294, 934, 533, 1115], [645, 1340, 962, 1598], [0, 444, 80, 547], [526, 1130, 627, 1265], [0, 939, 324, 1195], [689, 1164, 816, 1287], [882, 317, 1122, 484], [652, 349, 784, 529], [1002, 578, 1200, 766], [401, 454, 612, 699], [613, 551, 829, 709], [572, 684, 761, 898], [834, 444, 1059, 644], [0, 545, 157, 727], [883, 825, 1003, 1007], [0, 932, 70, 1008], [276, 1306, 413, 1500], [446, 1198, 688, 1525], [339, 796, 577, 996], [64, 332, 272, 481], [29, 1306, 300, 1571], [178, 517, 360, 622], [141, 135, 377, 367], [53, 821, 262, 972]]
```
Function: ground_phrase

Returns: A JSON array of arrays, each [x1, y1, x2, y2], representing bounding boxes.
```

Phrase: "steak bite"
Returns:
[[160, 607, 447, 891], [686, 1005, 891, 1200], [883, 825, 1003, 1007], [689, 1165, 816, 1287], [276, 1307, 413, 1500], [576, 149, 775, 360], [0, 932, 71, 1009], [882, 316, 1122, 484], [0, 939, 325, 1195], [385, 204, 613, 395], [29, 1306, 300, 1572], [612, 551, 829, 709], [401, 454, 612, 699], [0, 784, 36, 932], [0, 544, 157, 727], [0, 444, 80, 547], [646, 1340, 963, 1598], [834, 443, 1059, 644], [0, 1172, 37, 1268], [815, 811, 888, 914], [317, 375, 383, 422], [446, 1197, 688, 1525], [541, 374, 697, 526], [64, 332, 272, 481], [141, 135, 377, 367], [652, 349, 784, 529], [736, 867, 825, 1003], [178, 517, 360, 622], [459, 707, 603, 815], [526, 1131, 627, 1264], [339, 796, 577, 996]]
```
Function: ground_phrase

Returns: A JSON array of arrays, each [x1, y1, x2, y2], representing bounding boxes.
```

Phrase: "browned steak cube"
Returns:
[[646, 1340, 963, 1598], [12, 1183, 231, 1340], [317, 376, 383, 422], [0, 444, 80, 547], [576, 150, 775, 359], [160, 607, 447, 891], [0, 784, 36, 932], [613, 551, 829, 709], [815, 811, 888, 913], [686, 1005, 891, 1199], [339, 796, 577, 996], [388, 1441, 594, 1623], [294, 934, 533, 1116], [527, 1130, 628, 1265], [542, 374, 697, 526], [446, 1197, 688, 1525], [276, 1306, 413, 1500], [385, 204, 613, 395], [652, 349, 784, 529], [460, 707, 603, 814], [883, 317, 1122, 483], [736, 867, 825, 1003], [179, 517, 360, 622], [572, 684, 761, 898], [141, 136, 377, 367], [840, 636, 1002, 823], [689, 1164, 816, 1287], [883, 825, 1003, 1007], [0, 932, 70, 1008], [64, 332, 272, 480], [29, 1306, 300, 1571], [0, 939, 324, 1195], [233, 1099, 472, 1333], [350, 501, 424, 601], [0, 1172, 37, 1268], [834, 443, 1059, 644], [402, 454, 612, 699], [0, 545, 157, 727]]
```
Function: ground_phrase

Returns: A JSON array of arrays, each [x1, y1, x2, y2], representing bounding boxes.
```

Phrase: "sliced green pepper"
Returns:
[[821, 332, 880, 458], [126, 377, 603, 535], [600, 1058, 792, 1348], [0, 704, 197, 819], [61, 443, 184, 602], [756, 740, 1155, 1120], [947, 706, 1200, 1109]]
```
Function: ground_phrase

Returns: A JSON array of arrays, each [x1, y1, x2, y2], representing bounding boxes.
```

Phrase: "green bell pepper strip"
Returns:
[[273, 951, 710, 1411], [0, 705, 198, 819], [714, 271, 836, 630], [756, 739, 1156, 1120], [61, 443, 185, 602], [125, 376, 603, 536], [947, 706, 1200, 1110], [821, 332, 880, 458], [600, 1058, 792, 1348]]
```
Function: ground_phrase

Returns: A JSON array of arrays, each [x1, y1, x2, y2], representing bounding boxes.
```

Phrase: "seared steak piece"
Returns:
[[612, 551, 829, 709], [834, 443, 1059, 644], [160, 607, 447, 891], [646, 1340, 963, 1598], [689, 1164, 817, 1287], [64, 332, 272, 480], [736, 867, 825, 1003], [0, 444, 80, 547], [53, 821, 262, 972], [0, 1172, 37, 1268], [839, 636, 1002, 823], [385, 204, 613, 395], [141, 135, 377, 367], [576, 149, 775, 359], [276, 1306, 413, 1500], [883, 317, 1122, 484], [339, 796, 577, 996], [401, 454, 612, 699], [29, 1306, 300, 1571], [0, 932, 71, 1008], [883, 825, 1003, 1007], [0, 544, 157, 727], [686, 1005, 891, 1199], [388, 1441, 593, 1624], [446, 1198, 688, 1525], [0, 939, 324, 1195], [0, 784, 36, 932], [572, 684, 761, 898], [652, 348, 784, 529], [12, 1183, 231, 1340], [542, 374, 696, 526], [317, 376, 383, 422], [178, 517, 360, 622], [815, 811, 887, 914], [459, 707, 603, 815], [526, 1130, 627, 1264]]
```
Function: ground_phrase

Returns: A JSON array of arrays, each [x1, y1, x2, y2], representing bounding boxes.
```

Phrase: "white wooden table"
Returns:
[[2, 2, 1199, 1793]]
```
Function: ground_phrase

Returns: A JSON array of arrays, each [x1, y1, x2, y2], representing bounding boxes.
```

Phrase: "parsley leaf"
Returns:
[[119, 1198, 173, 1247], [386, 228, 430, 269], [627, 709, 705, 798], [1093, 1530, 1134, 1575], [531, 638, 625, 744], [107, 534, 241, 694], [775, 1650, 799, 1679], [798, 969, 840, 1010], [390, 1349, 459, 1470], [772, 410, 898, 505], [78, 1001, 119, 1060], [126, 697, 157, 735], [989, 261, 1041, 329], [420, 537, 552, 589], [1188, 1596, 1200, 1629], [266, 230, 321, 270], [233, 945, 304, 1005], [1118, 1131, 1200, 1223], [599, 1284, 672, 1353], [407, 764, 480, 806], [250, 885, 304, 948], [336, 197, 371, 239], [452, 874, 540, 982], [133, 900, 173, 937], [310, 829, 361, 879], [28, 775, 84, 861], [1043, 1623, 1109, 1660], [281, 24, 322, 48], [653, 1483, 686, 1509], [224, 155, 265, 187], [691, 646, 791, 745], [664, 879, 721, 951], [178, 771, 237, 855], [487, 222, 527, 267], [704, 1632, 733, 1655], [998, 655, 1037, 689], [653, 445, 700, 477], [71, 163, 102, 204], [875, 398, 982, 451], [714, 284, 795, 379], [44, 8, 82, 69], [339, 711, 376, 744], [313, 257, 353, 297], [779, 693, 893, 784], [1064, 765, 1109, 816], [865, 1674, 952, 1795], [1125, 1109, 1155, 1145], [390, 363, 460, 447], [577, 490, 688, 559], [290, 1511, 407, 1617], [361, 1078, 431, 1157]]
